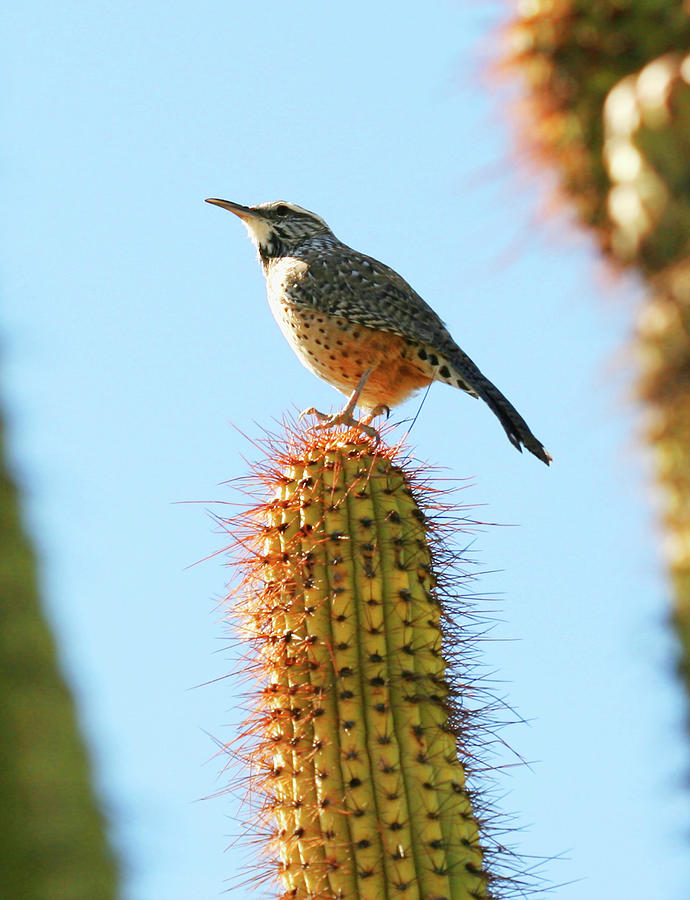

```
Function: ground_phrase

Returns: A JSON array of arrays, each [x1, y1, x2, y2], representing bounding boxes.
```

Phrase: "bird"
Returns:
[[206, 198, 551, 464]]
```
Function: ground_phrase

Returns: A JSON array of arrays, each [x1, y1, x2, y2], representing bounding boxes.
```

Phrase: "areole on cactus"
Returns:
[[218, 421, 523, 900]]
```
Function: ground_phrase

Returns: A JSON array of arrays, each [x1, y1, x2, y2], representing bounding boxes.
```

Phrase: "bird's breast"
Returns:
[[263, 260, 431, 407]]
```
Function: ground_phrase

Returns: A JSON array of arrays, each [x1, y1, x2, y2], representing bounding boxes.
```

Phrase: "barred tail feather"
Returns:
[[449, 353, 552, 465], [478, 379, 551, 465]]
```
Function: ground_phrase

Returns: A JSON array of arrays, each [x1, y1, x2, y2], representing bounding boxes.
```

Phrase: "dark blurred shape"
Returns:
[[0, 419, 119, 898]]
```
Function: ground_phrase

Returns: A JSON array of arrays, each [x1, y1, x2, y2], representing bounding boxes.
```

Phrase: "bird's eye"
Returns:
[[274, 204, 291, 217]]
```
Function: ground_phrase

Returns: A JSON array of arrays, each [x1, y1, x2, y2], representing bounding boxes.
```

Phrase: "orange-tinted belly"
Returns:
[[272, 302, 432, 409]]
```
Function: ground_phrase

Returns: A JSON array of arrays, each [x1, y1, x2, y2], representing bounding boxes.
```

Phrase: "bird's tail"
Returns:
[[449, 351, 552, 465], [477, 378, 551, 465]]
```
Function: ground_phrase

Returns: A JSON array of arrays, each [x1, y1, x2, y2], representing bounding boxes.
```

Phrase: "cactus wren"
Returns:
[[206, 198, 551, 464]]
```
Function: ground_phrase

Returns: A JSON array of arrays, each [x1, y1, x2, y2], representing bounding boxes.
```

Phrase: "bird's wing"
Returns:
[[304, 245, 457, 351]]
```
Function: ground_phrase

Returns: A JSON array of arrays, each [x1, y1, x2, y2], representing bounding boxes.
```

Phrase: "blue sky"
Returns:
[[3, 2, 689, 898]]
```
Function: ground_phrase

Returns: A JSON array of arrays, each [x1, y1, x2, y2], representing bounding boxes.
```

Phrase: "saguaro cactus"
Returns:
[[504, 1, 690, 716], [224, 424, 505, 900], [603, 55, 690, 668]]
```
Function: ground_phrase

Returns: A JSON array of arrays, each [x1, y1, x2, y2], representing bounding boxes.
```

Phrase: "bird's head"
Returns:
[[205, 198, 334, 262]]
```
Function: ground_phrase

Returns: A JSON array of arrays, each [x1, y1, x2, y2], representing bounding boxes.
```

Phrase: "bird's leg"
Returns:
[[300, 369, 381, 438], [335, 368, 374, 421]]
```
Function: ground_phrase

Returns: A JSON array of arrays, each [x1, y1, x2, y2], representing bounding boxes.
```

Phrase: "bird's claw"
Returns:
[[362, 404, 390, 424], [298, 406, 381, 442], [298, 406, 321, 423]]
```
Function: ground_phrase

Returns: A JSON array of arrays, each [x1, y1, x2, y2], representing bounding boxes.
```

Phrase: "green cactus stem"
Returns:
[[222, 424, 516, 900]]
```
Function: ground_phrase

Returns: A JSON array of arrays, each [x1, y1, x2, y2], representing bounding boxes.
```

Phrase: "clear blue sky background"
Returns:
[[3, 2, 689, 898]]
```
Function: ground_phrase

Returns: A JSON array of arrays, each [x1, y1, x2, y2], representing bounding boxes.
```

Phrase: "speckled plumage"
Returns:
[[206, 198, 551, 464]]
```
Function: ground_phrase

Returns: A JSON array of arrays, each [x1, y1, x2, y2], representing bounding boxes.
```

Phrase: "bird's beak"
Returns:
[[205, 198, 256, 221]]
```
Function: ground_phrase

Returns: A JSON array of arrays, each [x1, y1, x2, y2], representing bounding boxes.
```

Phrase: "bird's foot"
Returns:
[[362, 404, 390, 425], [299, 406, 380, 441]]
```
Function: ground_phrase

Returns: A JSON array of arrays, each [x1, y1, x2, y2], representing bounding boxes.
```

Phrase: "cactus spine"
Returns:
[[230, 428, 491, 900]]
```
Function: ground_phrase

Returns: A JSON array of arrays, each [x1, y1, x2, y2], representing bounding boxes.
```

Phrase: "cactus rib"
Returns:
[[226, 427, 506, 899]]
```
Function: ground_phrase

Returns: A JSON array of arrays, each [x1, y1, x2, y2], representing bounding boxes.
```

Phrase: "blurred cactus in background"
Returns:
[[504, 0, 690, 717], [221, 424, 523, 900], [0, 420, 118, 899]]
